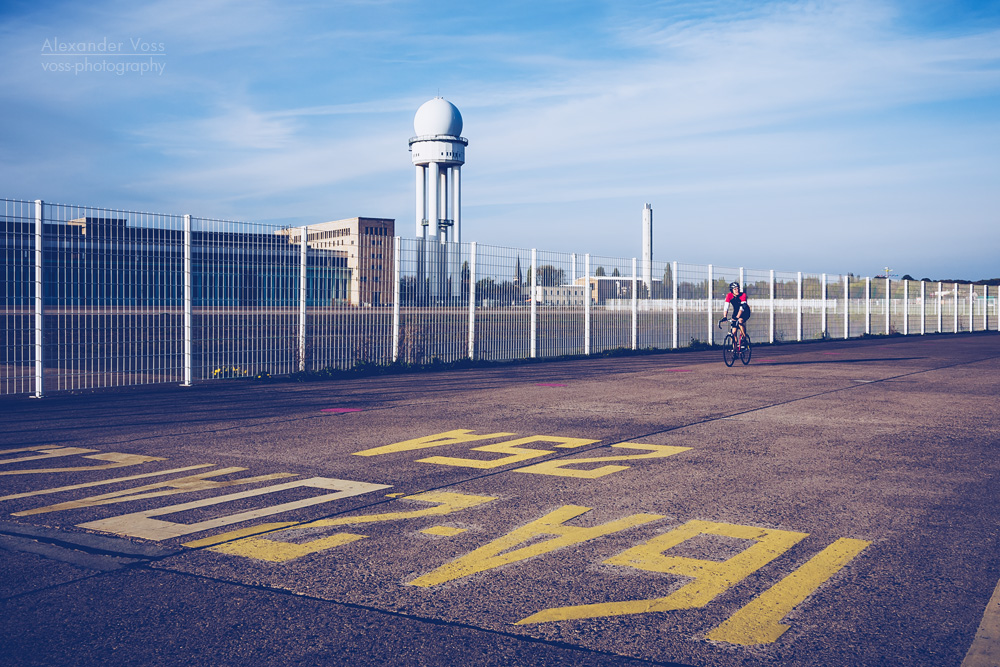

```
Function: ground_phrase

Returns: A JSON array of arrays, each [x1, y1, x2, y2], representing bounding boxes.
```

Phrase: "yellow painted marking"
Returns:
[[184, 491, 495, 563], [183, 522, 297, 547], [0, 452, 165, 475], [513, 443, 692, 479], [418, 435, 598, 470], [421, 526, 467, 536], [962, 573, 1000, 667], [706, 537, 871, 644], [13, 468, 296, 516], [517, 520, 807, 624], [409, 505, 664, 588], [0, 464, 216, 502], [0, 447, 98, 463], [207, 531, 366, 562], [298, 492, 496, 527], [353, 429, 516, 457], [386, 493, 406, 497], [78, 477, 391, 540]]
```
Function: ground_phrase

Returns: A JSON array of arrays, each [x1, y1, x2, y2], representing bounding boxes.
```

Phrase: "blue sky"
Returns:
[[2, 0, 999, 280]]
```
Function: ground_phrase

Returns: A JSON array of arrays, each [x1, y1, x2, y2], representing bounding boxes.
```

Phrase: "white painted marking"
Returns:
[[962, 578, 1000, 666], [77, 477, 390, 540]]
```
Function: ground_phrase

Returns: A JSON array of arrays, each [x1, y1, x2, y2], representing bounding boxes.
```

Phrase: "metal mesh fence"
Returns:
[[22, 202, 187, 392], [2, 199, 35, 396], [773, 271, 799, 343], [470, 243, 530, 363], [3, 198, 996, 396], [675, 262, 708, 347], [742, 267, 772, 344], [589, 254, 634, 354], [190, 216, 301, 380], [534, 250, 586, 358], [635, 259, 675, 351]]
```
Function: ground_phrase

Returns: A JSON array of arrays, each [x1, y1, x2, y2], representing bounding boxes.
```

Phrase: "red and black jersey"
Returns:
[[725, 291, 747, 307], [726, 291, 750, 314]]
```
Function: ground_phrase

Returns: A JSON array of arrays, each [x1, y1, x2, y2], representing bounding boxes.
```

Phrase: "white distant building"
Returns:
[[526, 284, 590, 306]]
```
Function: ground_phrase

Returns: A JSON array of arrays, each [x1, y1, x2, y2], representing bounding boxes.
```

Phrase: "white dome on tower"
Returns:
[[414, 97, 463, 137]]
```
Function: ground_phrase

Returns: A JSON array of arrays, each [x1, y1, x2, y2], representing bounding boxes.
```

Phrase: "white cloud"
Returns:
[[2, 0, 998, 277]]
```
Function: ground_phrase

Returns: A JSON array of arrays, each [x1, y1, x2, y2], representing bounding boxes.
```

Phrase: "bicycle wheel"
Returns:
[[723, 334, 736, 367], [740, 334, 752, 365]]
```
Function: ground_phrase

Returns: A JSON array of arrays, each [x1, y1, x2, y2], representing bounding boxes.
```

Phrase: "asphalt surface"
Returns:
[[1, 332, 999, 667]]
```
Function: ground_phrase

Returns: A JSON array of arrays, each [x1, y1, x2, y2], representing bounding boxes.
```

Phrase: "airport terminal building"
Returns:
[[2, 215, 394, 308]]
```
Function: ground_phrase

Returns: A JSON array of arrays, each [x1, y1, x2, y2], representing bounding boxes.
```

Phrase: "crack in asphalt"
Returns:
[[154, 567, 695, 667]]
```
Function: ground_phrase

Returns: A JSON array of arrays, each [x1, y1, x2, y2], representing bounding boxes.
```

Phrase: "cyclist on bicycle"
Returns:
[[721, 281, 751, 340]]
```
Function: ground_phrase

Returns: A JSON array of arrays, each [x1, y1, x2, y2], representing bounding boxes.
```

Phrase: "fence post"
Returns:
[[821, 273, 827, 338], [993, 286, 997, 333], [953, 284, 959, 333], [671, 261, 678, 349], [182, 214, 193, 386], [392, 237, 401, 363], [969, 284, 974, 332], [865, 277, 871, 335], [468, 241, 476, 360], [530, 248, 537, 358], [982, 285, 987, 332], [33, 200, 44, 398], [937, 282, 942, 333], [920, 281, 925, 335], [631, 257, 638, 350], [707, 264, 714, 346], [885, 277, 891, 336], [797, 271, 803, 341], [585, 254, 592, 355], [298, 225, 308, 372], [769, 269, 775, 344], [843, 274, 849, 339], [571, 252, 577, 283], [903, 280, 909, 336]]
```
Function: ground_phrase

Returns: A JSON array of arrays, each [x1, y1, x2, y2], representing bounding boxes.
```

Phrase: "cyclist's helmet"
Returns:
[[729, 282, 740, 291]]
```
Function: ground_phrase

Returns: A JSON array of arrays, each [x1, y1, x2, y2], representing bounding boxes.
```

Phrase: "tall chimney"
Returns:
[[642, 203, 653, 292]]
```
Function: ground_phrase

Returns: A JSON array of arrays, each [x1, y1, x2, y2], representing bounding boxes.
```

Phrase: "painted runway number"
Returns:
[[353, 429, 692, 478], [1, 442, 870, 647], [183, 491, 497, 563]]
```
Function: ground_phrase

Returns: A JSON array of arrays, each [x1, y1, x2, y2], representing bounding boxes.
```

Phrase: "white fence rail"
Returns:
[[3, 198, 997, 397]]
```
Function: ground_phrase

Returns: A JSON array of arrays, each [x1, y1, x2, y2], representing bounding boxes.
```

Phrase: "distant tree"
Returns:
[[611, 267, 620, 277], [515, 256, 523, 285], [654, 265, 672, 299], [475, 277, 496, 305], [461, 261, 471, 302], [535, 264, 565, 287], [901, 274, 914, 281], [595, 266, 606, 277]]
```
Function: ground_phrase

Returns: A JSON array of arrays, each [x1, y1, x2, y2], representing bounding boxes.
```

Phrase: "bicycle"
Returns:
[[718, 318, 752, 366]]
